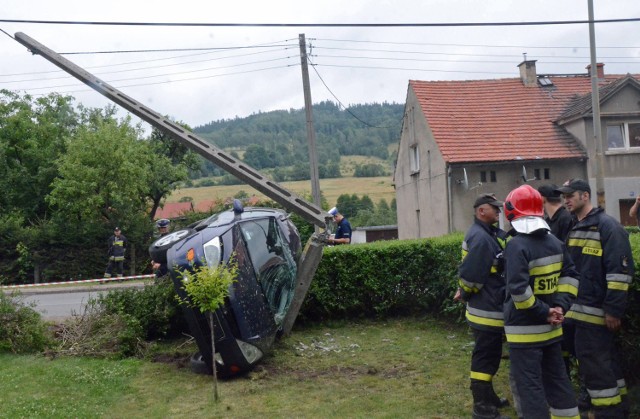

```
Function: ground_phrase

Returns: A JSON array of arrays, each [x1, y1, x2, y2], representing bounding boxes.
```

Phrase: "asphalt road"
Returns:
[[7, 281, 146, 322]]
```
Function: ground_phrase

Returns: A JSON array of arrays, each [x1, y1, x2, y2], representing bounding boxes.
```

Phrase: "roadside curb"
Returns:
[[3, 280, 149, 296]]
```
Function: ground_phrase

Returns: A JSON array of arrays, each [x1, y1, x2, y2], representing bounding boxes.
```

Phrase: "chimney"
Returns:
[[518, 60, 538, 87], [586, 63, 605, 79]]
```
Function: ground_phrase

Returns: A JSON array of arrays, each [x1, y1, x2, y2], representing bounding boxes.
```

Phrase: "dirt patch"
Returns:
[[152, 353, 191, 369]]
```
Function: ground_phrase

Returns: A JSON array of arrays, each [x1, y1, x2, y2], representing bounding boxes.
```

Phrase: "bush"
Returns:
[[96, 276, 185, 339], [0, 293, 52, 353], [301, 235, 463, 321]]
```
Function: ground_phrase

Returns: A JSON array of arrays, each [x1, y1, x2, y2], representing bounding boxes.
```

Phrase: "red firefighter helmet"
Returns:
[[504, 184, 544, 222]]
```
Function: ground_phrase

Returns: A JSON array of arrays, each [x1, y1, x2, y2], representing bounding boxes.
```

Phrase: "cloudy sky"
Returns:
[[2, 0, 640, 130]]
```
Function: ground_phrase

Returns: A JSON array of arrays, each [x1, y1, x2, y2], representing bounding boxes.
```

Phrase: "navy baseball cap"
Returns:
[[555, 179, 591, 195]]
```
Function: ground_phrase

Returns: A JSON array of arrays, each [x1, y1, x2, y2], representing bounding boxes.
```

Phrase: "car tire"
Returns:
[[148, 228, 195, 264], [190, 352, 213, 375]]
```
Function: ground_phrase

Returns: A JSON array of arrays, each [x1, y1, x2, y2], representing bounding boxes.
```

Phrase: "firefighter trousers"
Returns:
[[574, 324, 626, 418], [470, 328, 503, 383], [509, 342, 578, 419]]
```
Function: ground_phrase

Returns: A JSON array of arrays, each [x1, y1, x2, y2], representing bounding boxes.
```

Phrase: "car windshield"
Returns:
[[239, 218, 297, 325]]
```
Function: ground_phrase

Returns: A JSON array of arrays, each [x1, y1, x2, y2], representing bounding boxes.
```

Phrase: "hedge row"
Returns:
[[301, 234, 464, 321]]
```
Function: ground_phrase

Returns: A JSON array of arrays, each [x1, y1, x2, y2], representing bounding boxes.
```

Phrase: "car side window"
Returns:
[[239, 218, 297, 325]]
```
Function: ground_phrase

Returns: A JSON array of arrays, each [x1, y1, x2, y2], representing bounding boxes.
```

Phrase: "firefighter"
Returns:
[[502, 185, 580, 419], [537, 184, 573, 242], [151, 218, 170, 277], [454, 193, 509, 419], [104, 227, 127, 278], [557, 179, 634, 418]]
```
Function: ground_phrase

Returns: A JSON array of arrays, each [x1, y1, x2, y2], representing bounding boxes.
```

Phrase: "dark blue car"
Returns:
[[150, 204, 301, 377]]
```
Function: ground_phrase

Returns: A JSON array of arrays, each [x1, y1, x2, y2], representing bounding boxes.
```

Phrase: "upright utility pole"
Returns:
[[299, 34, 322, 218], [588, 0, 605, 208]]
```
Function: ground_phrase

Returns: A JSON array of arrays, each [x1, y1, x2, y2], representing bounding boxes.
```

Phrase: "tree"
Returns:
[[0, 90, 77, 221], [145, 122, 199, 220], [178, 261, 237, 402], [48, 113, 149, 228]]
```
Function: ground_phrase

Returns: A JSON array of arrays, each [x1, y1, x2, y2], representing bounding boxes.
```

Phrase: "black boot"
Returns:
[[488, 385, 510, 409], [471, 381, 510, 419]]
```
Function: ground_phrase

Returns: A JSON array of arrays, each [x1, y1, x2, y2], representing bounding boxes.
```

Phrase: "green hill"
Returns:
[[191, 101, 403, 179]]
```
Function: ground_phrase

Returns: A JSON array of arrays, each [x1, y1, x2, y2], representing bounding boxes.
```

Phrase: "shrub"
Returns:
[[301, 235, 464, 321], [0, 292, 52, 353], [96, 276, 185, 339]]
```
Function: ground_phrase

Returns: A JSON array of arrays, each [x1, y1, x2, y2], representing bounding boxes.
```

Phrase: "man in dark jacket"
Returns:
[[538, 184, 573, 242], [328, 207, 352, 245], [104, 227, 127, 278], [557, 179, 634, 418], [503, 185, 579, 419], [454, 193, 509, 419]]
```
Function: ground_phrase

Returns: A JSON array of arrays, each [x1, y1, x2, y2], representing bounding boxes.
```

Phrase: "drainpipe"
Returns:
[[447, 165, 453, 233]]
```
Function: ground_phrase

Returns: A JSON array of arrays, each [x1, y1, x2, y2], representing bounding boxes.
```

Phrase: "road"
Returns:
[[8, 282, 146, 322]]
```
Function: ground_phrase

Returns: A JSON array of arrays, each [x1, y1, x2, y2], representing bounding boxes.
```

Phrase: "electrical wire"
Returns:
[[2, 17, 640, 27], [307, 55, 401, 129], [311, 37, 640, 50], [15, 63, 298, 95], [1, 48, 295, 83]]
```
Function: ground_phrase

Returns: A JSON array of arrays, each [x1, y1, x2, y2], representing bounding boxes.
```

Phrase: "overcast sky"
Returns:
[[2, 1, 640, 131]]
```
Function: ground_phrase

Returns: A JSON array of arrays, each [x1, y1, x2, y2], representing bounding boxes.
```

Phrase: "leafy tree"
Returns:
[[145, 121, 199, 220], [0, 90, 77, 221], [47, 113, 149, 228]]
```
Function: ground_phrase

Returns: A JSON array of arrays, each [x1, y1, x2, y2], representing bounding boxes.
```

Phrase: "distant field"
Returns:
[[168, 176, 396, 207]]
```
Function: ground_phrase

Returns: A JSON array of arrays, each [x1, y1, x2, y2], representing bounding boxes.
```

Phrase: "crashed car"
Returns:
[[149, 201, 302, 377]]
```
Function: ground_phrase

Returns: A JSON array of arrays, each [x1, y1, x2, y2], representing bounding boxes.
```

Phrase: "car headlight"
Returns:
[[236, 340, 263, 364], [203, 236, 221, 268]]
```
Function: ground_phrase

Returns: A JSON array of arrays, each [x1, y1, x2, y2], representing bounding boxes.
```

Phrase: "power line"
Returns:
[[311, 37, 640, 50], [307, 56, 400, 129], [58, 40, 297, 55], [2, 17, 640, 27], [311, 53, 640, 66], [1, 48, 295, 83], [18, 63, 298, 95], [313, 45, 640, 61]]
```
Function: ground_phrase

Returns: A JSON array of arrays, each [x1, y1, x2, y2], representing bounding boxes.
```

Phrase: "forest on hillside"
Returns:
[[191, 101, 404, 180]]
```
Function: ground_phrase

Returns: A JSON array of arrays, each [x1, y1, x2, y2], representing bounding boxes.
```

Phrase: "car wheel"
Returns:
[[190, 352, 213, 375], [148, 228, 195, 264]]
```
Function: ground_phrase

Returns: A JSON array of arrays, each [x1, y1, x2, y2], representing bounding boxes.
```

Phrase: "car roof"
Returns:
[[193, 207, 287, 230]]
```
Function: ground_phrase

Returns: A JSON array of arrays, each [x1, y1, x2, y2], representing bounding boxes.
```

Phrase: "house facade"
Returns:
[[394, 61, 640, 239]]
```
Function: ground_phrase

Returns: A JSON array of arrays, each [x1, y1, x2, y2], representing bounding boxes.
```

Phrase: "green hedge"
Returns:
[[301, 234, 464, 320]]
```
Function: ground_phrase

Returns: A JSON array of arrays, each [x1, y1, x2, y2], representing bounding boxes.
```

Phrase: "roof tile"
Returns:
[[410, 74, 639, 163]]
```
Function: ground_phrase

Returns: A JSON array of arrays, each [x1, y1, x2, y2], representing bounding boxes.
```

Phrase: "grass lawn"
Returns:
[[0, 318, 517, 418]]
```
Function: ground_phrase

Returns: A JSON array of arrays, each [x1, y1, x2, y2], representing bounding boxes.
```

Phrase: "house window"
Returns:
[[480, 171, 497, 183], [534, 169, 541, 180], [409, 144, 420, 173], [544, 168, 550, 179], [607, 123, 640, 150]]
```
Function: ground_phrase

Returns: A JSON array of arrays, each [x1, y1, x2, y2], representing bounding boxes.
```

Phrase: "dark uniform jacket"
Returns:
[[108, 234, 127, 261], [503, 229, 579, 348], [545, 205, 573, 243], [334, 217, 352, 243], [458, 218, 508, 332], [565, 207, 634, 325]]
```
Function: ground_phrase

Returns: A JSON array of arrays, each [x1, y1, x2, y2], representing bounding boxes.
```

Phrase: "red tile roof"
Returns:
[[154, 202, 193, 219], [410, 74, 639, 164]]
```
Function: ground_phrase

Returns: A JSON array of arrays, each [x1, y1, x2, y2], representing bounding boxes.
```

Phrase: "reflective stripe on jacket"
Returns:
[[565, 207, 634, 325], [458, 218, 507, 331], [504, 230, 579, 347], [108, 234, 127, 261]]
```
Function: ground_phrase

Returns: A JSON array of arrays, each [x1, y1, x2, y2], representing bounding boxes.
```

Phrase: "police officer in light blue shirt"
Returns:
[[328, 207, 352, 245]]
